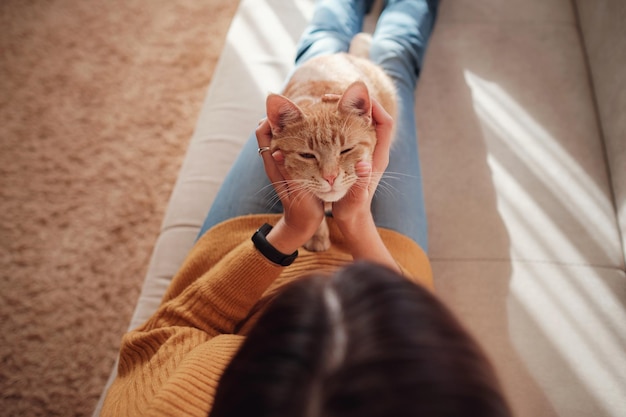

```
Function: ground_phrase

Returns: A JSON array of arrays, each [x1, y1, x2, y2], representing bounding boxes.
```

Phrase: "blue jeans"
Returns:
[[198, 0, 438, 251]]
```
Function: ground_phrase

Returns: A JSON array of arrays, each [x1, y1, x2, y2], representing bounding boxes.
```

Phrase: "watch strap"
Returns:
[[251, 223, 298, 266]]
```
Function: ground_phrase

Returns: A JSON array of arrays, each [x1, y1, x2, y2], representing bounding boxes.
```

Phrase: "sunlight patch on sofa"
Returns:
[[463, 70, 620, 266], [463, 70, 626, 417], [508, 262, 626, 417], [231, 0, 302, 95]]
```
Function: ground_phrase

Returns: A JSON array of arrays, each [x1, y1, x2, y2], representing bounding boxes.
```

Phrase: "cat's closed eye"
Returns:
[[299, 152, 316, 159], [340, 147, 354, 155]]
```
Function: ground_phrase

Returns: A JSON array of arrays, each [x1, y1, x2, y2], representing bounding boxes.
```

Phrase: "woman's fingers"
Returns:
[[354, 160, 373, 199], [255, 118, 298, 203], [256, 117, 272, 145], [256, 118, 324, 240], [271, 150, 288, 179], [256, 119, 286, 188], [355, 161, 372, 183], [371, 98, 393, 140], [370, 98, 393, 174], [271, 150, 293, 200]]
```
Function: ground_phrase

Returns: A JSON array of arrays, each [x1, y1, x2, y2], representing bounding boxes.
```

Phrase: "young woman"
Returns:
[[101, 1, 512, 416]]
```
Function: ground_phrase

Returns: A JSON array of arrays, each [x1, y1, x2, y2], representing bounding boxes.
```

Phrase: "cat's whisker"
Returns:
[[285, 187, 321, 212], [375, 179, 402, 198], [273, 180, 316, 202], [266, 199, 281, 212], [373, 186, 393, 199], [380, 171, 417, 180], [368, 171, 415, 187], [265, 186, 292, 207], [256, 184, 286, 211], [255, 183, 279, 198], [272, 179, 310, 189], [293, 192, 311, 208]]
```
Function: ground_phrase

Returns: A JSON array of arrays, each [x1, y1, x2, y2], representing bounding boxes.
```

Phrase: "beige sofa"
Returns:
[[94, 0, 626, 416]]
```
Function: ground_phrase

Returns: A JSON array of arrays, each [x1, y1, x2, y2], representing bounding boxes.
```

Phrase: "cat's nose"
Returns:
[[324, 174, 337, 186]]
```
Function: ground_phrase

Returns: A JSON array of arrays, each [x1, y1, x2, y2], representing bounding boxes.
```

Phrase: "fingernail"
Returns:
[[355, 161, 371, 175], [272, 151, 284, 162]]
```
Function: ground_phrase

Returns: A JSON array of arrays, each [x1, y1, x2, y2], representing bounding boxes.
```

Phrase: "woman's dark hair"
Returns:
[[210, 262, 511, 417]]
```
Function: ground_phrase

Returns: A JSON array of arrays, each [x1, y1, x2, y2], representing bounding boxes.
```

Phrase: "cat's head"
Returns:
[[266, 81, 376, 203]]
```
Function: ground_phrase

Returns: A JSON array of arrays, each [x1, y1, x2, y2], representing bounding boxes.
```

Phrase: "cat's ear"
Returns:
[[338, 81, 372, 120], [266, 94, 303, 132]]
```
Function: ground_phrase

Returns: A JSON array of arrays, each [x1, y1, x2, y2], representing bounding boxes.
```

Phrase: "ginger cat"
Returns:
[[266, 51, 397, 252]]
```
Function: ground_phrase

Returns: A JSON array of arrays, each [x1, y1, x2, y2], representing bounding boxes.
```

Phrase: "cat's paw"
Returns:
[[304, 234, 331, 252], [304, 219, 331, 252], [349, 32, 372, 59]]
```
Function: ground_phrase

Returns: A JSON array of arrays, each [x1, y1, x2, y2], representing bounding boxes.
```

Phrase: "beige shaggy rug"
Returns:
[[0, 0, 239, 415]]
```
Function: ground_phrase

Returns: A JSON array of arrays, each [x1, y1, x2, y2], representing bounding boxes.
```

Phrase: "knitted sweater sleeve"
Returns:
[[140, 239, 284, 337], [101, 239, 284, 417]]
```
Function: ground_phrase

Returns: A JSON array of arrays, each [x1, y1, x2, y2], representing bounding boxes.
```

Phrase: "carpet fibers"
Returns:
[[0, 1, 238, 415]]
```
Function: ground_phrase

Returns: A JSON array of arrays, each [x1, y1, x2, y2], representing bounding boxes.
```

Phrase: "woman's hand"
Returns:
[[332, 98, 393, 230], [256, 119, 325, 255], [331, 99, 400, 272]]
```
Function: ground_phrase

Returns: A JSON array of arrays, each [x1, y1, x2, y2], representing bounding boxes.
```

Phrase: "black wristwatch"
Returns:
[[251, 223, 298, 266]]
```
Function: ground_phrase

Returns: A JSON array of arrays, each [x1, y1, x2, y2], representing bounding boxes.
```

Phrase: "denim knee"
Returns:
[[294, 0, 378, 64], [370, 37, 421, 90]]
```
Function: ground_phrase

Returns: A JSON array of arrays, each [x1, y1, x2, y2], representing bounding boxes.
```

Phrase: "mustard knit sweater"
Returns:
[[100, 214, 432, 417]]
